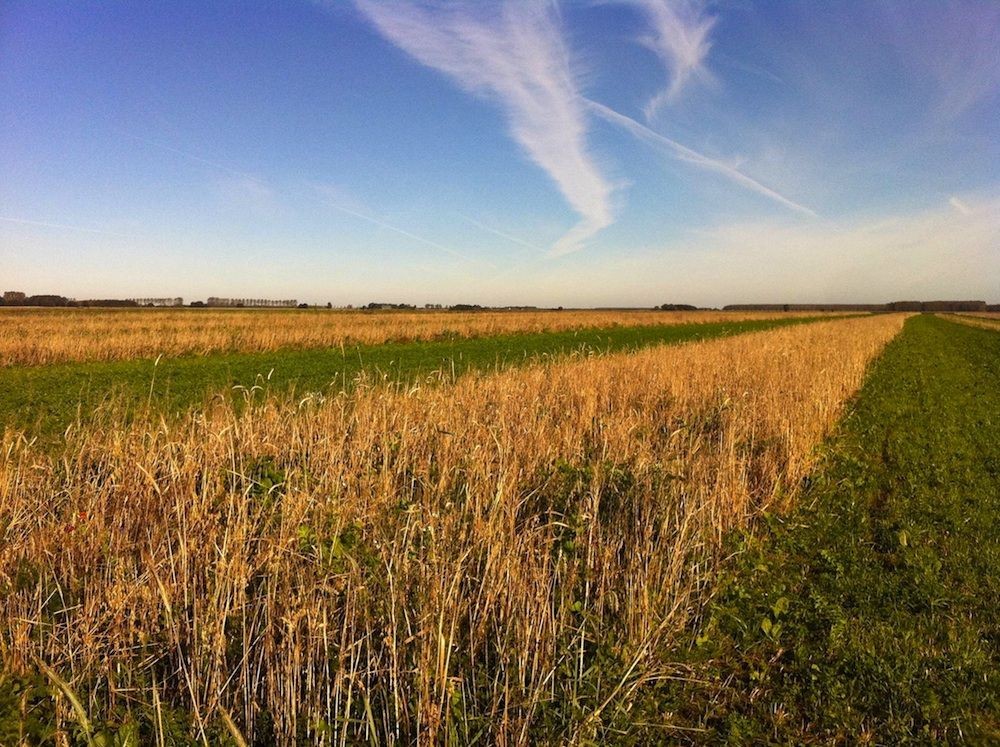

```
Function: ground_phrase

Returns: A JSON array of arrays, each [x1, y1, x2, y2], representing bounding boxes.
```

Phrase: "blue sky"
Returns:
[[2, 1, 998, 306]]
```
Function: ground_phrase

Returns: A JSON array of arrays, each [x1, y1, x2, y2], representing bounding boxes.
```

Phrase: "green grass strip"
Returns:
[[652, 314, 1000, 743], [1, 316, 835, 442]]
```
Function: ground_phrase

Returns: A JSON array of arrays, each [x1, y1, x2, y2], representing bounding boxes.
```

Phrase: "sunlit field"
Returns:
[[945, 311, 1000, 331], [0, 307, 847, 367], [0, 314, 903, 743], [5, 0, 996, 742]]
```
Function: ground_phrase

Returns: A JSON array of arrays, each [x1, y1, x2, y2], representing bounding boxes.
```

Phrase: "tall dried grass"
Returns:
[[954, 312, 1000, 320], [944, 312, 1000, 331], [0, 308, 844, 367], [0, 315, 904, 743]]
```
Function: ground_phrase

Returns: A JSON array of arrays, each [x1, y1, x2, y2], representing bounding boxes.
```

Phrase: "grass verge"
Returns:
[[648, 314, 1000, 743], [0, 315, 832, 441]]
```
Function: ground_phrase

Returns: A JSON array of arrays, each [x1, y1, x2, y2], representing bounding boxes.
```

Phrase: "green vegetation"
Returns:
[[0, 315, 829, 440], [650, 314, 1000, 743]]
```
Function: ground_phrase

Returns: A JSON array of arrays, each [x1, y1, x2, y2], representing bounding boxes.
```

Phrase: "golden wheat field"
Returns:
[[0, 314, 905, 743], [0, 307, 843, 367], [944, 312, 1000, 331]]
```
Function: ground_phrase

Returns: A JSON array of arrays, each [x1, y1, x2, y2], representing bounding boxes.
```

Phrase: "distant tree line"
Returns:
[[74, 299, 141, 307], [366, 302, 545, 311], [0, 291, 309, 308], [884, 300, 994, 312], [2, 291, 72, 307], [132, 297, 184, 307], [362, 303, 484, 311], [4, 290, 996, 313], [206, 297, 298, 308], [0, 295, 146, 308], [364, 302, 417, 310], [723, 301, 997, 312]]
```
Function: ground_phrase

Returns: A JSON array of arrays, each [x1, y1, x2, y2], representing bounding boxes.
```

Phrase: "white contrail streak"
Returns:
[[0, 215, 133, 237], [315, 198, 476, 264], [586, 100, 818, 217], [119, 130, 474, 264], [456, 212, 542, 254], [117, 131, 252, 180]]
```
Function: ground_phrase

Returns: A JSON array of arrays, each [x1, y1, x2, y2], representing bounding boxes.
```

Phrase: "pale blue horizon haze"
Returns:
[[1, 1, 998, 307]]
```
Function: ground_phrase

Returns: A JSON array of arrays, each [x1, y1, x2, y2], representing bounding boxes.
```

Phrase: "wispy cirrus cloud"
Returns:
[[587, 100, 817, 217], [213, 174, 279, 216], [949, 196, 972, 216], [656, 193, 1000, 303], [611, 0, 715, 117], [352, 0, 614, 256], [512, 192, 999, 308]]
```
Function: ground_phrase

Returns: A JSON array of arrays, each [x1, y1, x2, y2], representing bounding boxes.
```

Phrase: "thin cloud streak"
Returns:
[[117, 130, 252, 180], [587, 100, 818, 218], [120, 129, 472, 264], [0, 215, 133, 237], [314, 195, 479, 265], [456, 212, 543, 254], [353, 0, 614, 256], [611, 0, 715, 117], [949, 196, 972, 216]]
